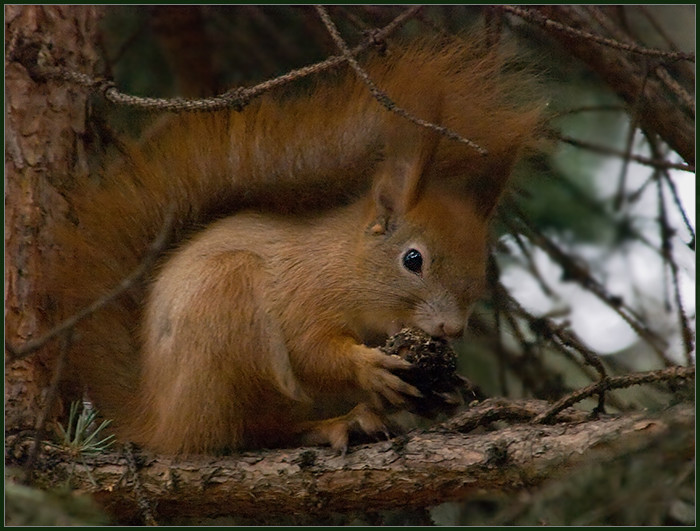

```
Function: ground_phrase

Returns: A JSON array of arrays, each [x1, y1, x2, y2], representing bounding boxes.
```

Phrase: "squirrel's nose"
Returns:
[[436, 322, 464, 339]]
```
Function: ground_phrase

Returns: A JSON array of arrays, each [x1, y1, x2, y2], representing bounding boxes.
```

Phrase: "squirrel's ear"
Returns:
[[428, 139, 524, 220], [466, 148, 520, 220], [370, 122, 439, 233]]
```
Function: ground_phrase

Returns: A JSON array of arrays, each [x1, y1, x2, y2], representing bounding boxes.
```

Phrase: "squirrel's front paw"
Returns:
[[355, 347, 422, 408]]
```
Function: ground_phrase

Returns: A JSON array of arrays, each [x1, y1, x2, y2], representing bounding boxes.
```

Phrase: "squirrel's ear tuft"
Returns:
[[429, 138, 532, 220], [370, 116, 440, 231]]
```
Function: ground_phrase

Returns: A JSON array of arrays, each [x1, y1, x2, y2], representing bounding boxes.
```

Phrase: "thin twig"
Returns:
[[613, 62, 650, 210], [487, 255, 511, 397], [545, 104, 627, 123], [504, 228, 555, 297], [656, 169, 674, 310], [24, 331, 72, 479], [484, 278, 613, 404], [555, 133, 695, 173], [5, 208, 176, 363], [500, 5, 695, 62], [653, 64, 696, 115], [315, 5, 488, 156], [661, 172, 696, 247], [647, 134, 696, 364], [502, 202, 674, 366], [603, 4, 695, 116], [527, 170, 662, 257], [490, 303, 565, 399], [28, 6, 423, 113], [124, 443, 158, 526], [503, 284, 607, 380], [493, 279, 614, 411], [545, 4, 696, 114], [584, 6, 634, 45], [534, 365, 695, 424], [612, 5, 693, 115], [439, 397, 590, 433]]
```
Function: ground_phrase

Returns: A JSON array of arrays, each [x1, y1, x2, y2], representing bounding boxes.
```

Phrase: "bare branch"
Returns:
[[22, 6, 424, 113], [505, 5, 695, 165], [554, 133, 695, 173], [647, 134, 696, 364], [534, 366, 695, 424], [502, 202, 675, 366], [8, 400, 692, 524], [501, 5, 695, 62], [315, 5, 488, 155]]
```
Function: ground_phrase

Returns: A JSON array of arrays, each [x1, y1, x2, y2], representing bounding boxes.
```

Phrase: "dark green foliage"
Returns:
[[5, 471, 110, 526]]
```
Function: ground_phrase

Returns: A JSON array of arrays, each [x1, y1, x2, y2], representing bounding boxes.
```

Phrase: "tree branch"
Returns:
[[503, 5, 695, 165], [8, 400, 693, 524]]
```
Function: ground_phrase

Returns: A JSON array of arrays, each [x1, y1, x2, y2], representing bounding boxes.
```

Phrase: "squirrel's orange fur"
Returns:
[[49, 37, 542, 454]]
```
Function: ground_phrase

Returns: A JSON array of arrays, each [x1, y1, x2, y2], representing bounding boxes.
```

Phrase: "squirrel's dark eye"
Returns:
[[402, 248, 423, 275]]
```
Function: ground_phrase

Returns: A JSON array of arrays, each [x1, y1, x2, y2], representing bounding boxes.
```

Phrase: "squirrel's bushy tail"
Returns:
[[47, 35, 543, 429]]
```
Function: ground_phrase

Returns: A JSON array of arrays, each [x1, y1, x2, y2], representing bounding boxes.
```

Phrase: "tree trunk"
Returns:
[[4, 5, 102, 431]]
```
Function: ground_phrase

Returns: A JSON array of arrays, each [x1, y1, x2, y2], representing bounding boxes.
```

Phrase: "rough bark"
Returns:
[[6, 399, 693, 524], [4, 5, 103, 430]]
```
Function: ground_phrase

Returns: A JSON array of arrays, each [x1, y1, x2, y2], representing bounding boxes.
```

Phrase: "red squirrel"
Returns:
[[50, 37, 542, 454]]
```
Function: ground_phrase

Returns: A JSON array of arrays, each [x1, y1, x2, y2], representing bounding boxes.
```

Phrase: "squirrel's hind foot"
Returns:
[[298, 402, 393, 455]]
